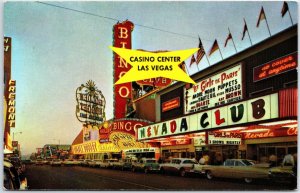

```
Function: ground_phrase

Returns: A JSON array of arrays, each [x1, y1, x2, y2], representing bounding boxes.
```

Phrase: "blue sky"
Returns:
[[3, 1, 298, 155]]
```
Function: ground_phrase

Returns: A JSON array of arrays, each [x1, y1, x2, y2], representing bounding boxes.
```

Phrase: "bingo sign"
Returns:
[[184, 64, 242, 114], [76, 80, 106, 125], [113, 20, 134, 119]]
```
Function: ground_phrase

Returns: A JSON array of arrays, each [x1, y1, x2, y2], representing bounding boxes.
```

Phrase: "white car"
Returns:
[[99, 159, 118, 168], [159, 158, 198, 177]]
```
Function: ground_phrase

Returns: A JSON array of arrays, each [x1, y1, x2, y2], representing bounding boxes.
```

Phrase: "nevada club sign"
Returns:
[[138, 93, 278, 140]]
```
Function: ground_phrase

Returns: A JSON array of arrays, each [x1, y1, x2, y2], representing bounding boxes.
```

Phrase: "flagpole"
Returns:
[[218, 48, 223, 60], [263, 7, 272, 36], [288, 8, 294, 25], [199, 36, 211, 66], [205, 52, 211, 66], [184, 62, 190, 76], [244, 18, 253, 46], [228, 27, 237, 53]]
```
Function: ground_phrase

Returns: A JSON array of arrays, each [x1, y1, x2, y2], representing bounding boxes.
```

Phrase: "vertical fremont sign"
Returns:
[[113, 20, 134, 119]]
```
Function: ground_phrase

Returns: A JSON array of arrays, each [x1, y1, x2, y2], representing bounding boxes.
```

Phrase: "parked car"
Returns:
[[62, 159, 78, 166], [113, 158, 135, 171], [99, 159, 118, 168], [88, 159, 103, 167], [198, 159, 269, 183], [22, 159, 33, 165], [159, 158, 198, 177], [4, 160, 27, 190], [81, 159, 92, 167], [269, 154, 297, 184], [131, 158, 160, 173], [50, 159, 62, 166], [8, 157, 26, 174], [35, 159, 44, 165]]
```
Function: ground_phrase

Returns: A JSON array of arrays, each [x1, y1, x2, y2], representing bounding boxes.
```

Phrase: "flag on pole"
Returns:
[[224, 32, 232, 47], [256, 7, 266, 27], [208, 40, 219, 56], [196, 39, 205, 64], [281, 1, 289, 17], [189, 55, 196, 67], [178, 61, 187, 73], [242, 20, 248, 40]]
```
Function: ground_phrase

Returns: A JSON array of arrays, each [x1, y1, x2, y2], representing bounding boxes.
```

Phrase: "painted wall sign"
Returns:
[[253, 52, 298, 82], [109, 131, 152, 150], [72, 140, 120, 154], [7, 80, 16, 128], [138, 93, 278, 140], [160, 139, 191, 147], [244, 127, 297, 139], [162, 97, 180, 112], [113, 20, 134, 119], [184, 64, 242, 114], [76, 80, 106, 125], [208, 131, 242, 145]]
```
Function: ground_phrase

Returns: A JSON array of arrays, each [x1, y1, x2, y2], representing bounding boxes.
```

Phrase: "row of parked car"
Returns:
[[31, 155, 297, 185]]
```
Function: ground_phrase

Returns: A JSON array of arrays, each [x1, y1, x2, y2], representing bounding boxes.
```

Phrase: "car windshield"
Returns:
[[241, 160, 253, 166]]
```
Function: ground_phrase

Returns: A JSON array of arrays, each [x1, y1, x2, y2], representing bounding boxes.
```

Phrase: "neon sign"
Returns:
[[7, 80, 16, 127], [113, 20, 134, 119], [253, 52, 297, 82], [162, 97, 180, 112], [244, 127, 297, 139], [138, 93, 278, 140], [76, 80, 106, 125]]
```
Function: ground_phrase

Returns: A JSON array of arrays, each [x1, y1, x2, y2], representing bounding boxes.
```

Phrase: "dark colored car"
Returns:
[[8, 157, 26, 175], [4, 160, 27, 190]]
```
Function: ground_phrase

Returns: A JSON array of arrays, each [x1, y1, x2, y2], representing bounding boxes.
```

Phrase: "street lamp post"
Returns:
[[13, 131, 22, 141]]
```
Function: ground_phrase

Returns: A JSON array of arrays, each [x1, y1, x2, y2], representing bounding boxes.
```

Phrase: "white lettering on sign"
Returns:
[[208, 131, 242, 145], [138, 93, 278, 140], [184, 64, 242, 114]]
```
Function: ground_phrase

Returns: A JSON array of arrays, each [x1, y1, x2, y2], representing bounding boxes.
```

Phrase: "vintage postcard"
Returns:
[[3, 1, 298, 190]]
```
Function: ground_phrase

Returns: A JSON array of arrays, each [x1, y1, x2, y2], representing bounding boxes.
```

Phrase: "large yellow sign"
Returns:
[[72, 140, 120, 154]]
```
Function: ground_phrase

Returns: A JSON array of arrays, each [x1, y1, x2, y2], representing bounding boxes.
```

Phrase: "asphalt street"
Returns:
[[25, 165, 296, 190]]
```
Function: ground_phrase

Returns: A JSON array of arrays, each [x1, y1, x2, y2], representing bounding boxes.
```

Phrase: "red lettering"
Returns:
[[214, 110, 225, 125], [170, 120, 177, 133], [147, 127, 151, 137], [287, 127, 297, 136]]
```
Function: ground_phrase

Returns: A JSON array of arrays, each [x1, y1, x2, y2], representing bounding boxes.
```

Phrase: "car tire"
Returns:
[[244, 178, 253, 184], [179, 168, 186, 177], [206, 171, 213, 180]]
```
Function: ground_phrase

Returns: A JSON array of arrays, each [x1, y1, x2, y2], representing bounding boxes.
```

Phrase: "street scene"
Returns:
[[3, 1, 298, 191]]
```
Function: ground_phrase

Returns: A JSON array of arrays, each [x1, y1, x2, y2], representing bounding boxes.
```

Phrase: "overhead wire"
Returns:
[[36, 1, 245, 51]]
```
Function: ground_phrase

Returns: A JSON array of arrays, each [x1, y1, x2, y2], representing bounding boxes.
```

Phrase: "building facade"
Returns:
[[137, 25, 298, 165]]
